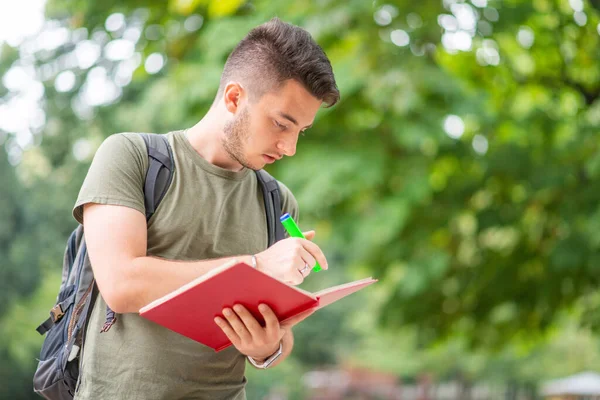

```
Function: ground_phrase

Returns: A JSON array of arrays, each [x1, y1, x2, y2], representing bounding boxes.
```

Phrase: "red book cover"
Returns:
[[139, 260, 377, 351]]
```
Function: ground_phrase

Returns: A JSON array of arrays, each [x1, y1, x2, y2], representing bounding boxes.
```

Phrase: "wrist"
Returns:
[[247, 342, 283, 369], [248, 341, 279, 362], [249, 355, 267, 363]]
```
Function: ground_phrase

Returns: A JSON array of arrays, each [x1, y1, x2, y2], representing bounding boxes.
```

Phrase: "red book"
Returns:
[[139, 260, 377, 351]]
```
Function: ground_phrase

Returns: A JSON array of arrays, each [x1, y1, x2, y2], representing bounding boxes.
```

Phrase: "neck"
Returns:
[[185, 106, 244, 172]]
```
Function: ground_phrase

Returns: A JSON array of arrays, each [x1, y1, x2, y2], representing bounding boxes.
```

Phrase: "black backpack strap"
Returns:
[[98, 133, 175, 335], [139, 133, 175, 221], [35, 288, 77, 335], [36, 318, 54, 335], [255, 170, 285, 247]]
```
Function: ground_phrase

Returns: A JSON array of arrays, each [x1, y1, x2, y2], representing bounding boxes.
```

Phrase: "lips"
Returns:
[[263, 154, 276, 164]]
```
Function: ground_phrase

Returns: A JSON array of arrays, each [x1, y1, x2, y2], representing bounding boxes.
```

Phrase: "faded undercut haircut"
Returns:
[[215, 17, 340, 107]]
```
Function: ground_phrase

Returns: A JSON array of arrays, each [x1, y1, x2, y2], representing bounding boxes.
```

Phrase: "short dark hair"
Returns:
[[216, 17, 340, 107]]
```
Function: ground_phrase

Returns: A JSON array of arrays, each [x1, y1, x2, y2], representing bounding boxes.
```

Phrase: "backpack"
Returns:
[[33, 133, 286, 399]]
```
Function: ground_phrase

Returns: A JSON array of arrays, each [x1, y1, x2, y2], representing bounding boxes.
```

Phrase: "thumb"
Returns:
[[303, 230, 316, 241]]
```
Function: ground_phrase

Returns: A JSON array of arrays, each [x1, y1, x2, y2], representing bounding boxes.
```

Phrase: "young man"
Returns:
[[72, 17, 339, 399]]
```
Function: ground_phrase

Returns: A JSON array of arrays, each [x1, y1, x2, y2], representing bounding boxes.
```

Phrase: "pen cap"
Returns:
[[280, 213, 292, 223]]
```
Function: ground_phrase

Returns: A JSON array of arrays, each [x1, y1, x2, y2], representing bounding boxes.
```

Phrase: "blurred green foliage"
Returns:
[[2, 0, 600, 398]]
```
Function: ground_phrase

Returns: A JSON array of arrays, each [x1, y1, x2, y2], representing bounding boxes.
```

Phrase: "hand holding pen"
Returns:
[[252, 213, 327, 285]]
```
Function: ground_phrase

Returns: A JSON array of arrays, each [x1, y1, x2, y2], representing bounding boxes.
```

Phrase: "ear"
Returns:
[[223, 82, 245, 114]]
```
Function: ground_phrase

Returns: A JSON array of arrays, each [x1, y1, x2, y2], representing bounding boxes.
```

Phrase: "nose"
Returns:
[[277, 136, 298, 157]]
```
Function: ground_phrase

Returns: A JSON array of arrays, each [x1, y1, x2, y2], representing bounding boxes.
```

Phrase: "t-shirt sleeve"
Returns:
[[72, 133, 148, 224], [277, 181, 299, 235]]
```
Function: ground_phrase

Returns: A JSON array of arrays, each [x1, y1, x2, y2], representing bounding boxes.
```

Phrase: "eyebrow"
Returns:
[[277, 111, 313, 130]]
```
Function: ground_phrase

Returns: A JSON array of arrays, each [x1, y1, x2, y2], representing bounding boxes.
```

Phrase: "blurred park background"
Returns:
[[1, 0, 600, 398]]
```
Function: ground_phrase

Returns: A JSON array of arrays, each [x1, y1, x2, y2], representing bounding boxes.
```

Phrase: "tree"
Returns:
[[2, 2, 600, 398]]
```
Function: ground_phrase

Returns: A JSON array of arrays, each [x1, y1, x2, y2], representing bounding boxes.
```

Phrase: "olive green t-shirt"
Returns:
[[72, 130, 299, 400]]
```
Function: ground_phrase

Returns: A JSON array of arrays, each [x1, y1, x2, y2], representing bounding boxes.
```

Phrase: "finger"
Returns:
[[258, 304, 281, 338], [287, 255, 305, 285], [297, 267, 306, 281], [222, 308, 252, 342], [232, 304, 264, 336], [298, 239, 328, 270], [281, 308, 316, 328], [288, 271, 304, 286], [300, 249, 317, 274], [303, 230, 315, 241], [214, 316, 241, 346], [292, 249, 311, 278]]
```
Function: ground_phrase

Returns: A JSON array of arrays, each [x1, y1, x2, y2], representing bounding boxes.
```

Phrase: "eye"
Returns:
[[274, 120, 287, 131]]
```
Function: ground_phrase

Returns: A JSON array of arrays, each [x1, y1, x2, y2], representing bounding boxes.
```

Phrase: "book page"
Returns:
[[313, 277, 377, 309]]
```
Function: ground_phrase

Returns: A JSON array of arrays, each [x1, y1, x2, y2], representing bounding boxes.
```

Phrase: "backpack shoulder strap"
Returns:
[[139, 133, 175, 221], [96, 133, 175, 334], [254, 169, 285, 247]]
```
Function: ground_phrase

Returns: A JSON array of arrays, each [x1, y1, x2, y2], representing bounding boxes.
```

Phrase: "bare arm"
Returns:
[[83, 203, 328, 314], [83, 203, 251, 313]]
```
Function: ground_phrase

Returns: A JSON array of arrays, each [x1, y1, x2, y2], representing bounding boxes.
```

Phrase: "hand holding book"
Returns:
[[214, 303, 285, 361]]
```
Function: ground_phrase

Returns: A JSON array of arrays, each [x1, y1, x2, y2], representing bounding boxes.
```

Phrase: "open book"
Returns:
[[139, 260, 377, 351]]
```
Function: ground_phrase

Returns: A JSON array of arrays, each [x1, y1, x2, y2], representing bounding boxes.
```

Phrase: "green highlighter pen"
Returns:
[[280, 213, 322, 272]]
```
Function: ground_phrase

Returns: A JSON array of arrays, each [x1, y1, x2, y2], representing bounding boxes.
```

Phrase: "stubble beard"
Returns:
[[221, 108, 260, 171]]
